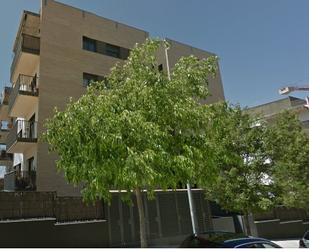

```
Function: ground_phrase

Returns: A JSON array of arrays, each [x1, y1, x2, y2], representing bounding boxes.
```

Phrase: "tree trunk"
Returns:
[[243, 213, 252, 236], [135, 188, 147, 248]]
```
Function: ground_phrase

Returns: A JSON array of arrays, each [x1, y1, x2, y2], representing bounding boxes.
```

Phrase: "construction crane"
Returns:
[[279, 86, 309, 109], [279, 86, 309, 95]]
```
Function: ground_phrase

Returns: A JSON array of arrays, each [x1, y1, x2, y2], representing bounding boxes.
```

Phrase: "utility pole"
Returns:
[[164, 40, 199, 235]]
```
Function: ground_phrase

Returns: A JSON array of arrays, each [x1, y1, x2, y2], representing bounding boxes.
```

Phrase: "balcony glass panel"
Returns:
[[6, 120, 37, 151], [8, 74, 38, 116]]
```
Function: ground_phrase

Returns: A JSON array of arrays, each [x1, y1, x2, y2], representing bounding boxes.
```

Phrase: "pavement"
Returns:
[[272, 239, 299, 248]]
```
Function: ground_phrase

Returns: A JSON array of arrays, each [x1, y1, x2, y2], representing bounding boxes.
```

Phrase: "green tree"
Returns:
[[204, 106, 309, 235], [43, 39, 221, 247], [203, 104, 278, 235], [265, 111, 309, 211]]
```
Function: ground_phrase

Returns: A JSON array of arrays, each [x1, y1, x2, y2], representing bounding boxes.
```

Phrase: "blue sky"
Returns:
[[1, 0, 309, 107]]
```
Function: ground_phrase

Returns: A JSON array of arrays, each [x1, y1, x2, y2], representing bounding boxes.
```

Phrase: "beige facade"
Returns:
[[246, 96, 309, 135], [0, 0, 225, 196]]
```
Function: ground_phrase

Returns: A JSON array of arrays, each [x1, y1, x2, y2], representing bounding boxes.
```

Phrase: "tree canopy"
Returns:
[[44, 39, 221, 200], [265, 111, 309, 210], [43, 38, 223, 247], [43, 38, 309, 242], [203, 106, 309, 234], [204, 104, 277, 215]]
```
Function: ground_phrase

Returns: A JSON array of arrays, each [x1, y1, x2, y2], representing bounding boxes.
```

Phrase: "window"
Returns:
[[28, 157, 35, 171], [82, 36, 130, 60], [83, 72, 105, 87], [105, 43, 120, 58], [83, 37, 96, 52]]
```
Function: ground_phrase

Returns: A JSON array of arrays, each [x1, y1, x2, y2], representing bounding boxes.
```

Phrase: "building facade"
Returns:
[[0, 0, 225, 196], [246, 96, 309, 135]]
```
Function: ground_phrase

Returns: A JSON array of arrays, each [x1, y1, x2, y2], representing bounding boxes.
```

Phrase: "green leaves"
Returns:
[[264, 111, 309, 209], [43, 38, 308, 217], [43, 38, 219, 203], [203, 103, 277, 214]]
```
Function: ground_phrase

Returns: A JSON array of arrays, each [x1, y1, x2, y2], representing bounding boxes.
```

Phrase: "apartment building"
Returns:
[[246, 96, 309, 134], [0, 0, 225, 196]]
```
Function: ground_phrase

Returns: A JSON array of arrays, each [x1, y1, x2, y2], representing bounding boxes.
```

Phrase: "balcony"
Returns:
[[4, 170, 36, 191], [10, 11, 40, 82], [0, 87, 12, 121], [0, 145, 13, 167], [6, 120, 37, 153], [8, 74, 39, 118], [0, 121, 11, 144]]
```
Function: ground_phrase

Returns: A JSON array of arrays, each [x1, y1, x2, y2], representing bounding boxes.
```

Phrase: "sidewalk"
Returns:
[[272, 239, 299, 248]]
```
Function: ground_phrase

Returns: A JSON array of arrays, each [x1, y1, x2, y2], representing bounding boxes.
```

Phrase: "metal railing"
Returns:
[[15, 170, 37, 191], [4, 170, 36, 191], [6, 120, 38, 151], [8, 74, 38, 115], [0, 150, 13, 161], [10, 34, 40, 78]]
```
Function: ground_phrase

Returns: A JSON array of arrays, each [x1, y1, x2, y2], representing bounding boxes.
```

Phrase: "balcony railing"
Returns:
[[16, 170, 37, 191], [0, 149, 13, 161], [4, 170, 36, 191], [4, 171, 15, 191], [10, 34, 40, 78], [8, 74, 38, 115], [6, 120, 37, 151]]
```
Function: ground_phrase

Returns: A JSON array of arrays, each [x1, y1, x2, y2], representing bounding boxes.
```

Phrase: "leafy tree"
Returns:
[[204, 106, 309, 235], [43, 39, 221, 247], [203, 104, 278, 235], [265, 111, 309, 211]]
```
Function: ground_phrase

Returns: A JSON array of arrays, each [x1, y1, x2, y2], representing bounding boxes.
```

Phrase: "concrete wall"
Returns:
[[212, 216, 235, 233], [252, 207, 309, 239], [254, 219, 309, 239], [0, 190, 213, 247], [166, 39, 225, 105], [0, 219, 109, 247], [156, 39, 225, 105], [106, 190, 213, 247]]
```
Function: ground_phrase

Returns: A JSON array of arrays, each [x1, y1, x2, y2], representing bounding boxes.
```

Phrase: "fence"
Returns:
[[0, 191, 104, 222], [254, 206, 309, 222], [0, 190, 214, 247]]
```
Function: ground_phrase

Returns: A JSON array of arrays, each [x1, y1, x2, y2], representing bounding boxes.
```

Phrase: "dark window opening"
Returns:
[[83, 37, 97, 52], [29, 114, 36, 139], [28, 157, 35, 172], [105, 43, 120, 58], [83, 72, 105, 87], [82, 36, 130, 60]]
